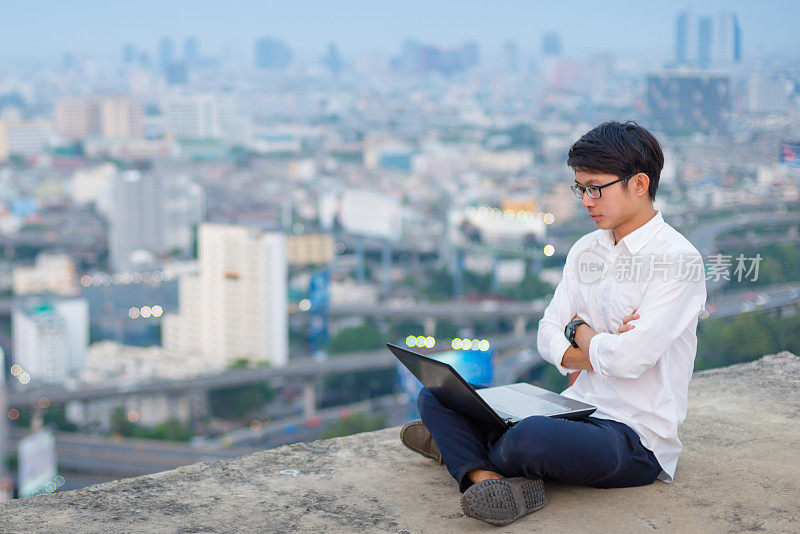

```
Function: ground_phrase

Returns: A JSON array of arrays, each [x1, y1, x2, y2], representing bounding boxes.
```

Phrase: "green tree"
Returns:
[[319, 412, 387, 439], [328, 321, 385, 354], [208, 382, 276, 419], [500, 271, 555, 301]]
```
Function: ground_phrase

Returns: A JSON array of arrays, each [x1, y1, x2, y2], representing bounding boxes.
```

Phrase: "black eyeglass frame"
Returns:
[[571, 173, 638, 200]]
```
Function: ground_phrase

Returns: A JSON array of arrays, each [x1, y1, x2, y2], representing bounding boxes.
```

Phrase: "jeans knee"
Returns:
[[492, 419, 558, 472], [416, 387, 438, 413]]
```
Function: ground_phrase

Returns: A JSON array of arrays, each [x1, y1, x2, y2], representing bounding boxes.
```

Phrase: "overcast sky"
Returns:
[[2, 1, 798, 63]]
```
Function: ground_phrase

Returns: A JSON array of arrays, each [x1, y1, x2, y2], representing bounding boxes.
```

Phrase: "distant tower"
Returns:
[[503, 40, 520, 72], [322, 42, 343, 74], [184, 37, 199, 66], [159, 37, 174, 74], [717, 12, 742, 64], [675, 9, 690, 65], [697, 16, 713, 68], [542, 32, 562, 57], [255, 38, 293, 70], [122, 43, 136, 64]]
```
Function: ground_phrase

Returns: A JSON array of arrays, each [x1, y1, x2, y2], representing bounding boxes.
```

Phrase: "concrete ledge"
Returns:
[[2, 352, 799, 533]]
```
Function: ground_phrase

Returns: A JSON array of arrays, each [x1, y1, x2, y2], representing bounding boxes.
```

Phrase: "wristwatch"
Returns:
[[565, 319, 588, 348]]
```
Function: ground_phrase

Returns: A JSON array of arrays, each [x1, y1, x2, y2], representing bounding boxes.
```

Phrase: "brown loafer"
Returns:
[[460, 477, 546, 526], [400, 420, 444, 464]]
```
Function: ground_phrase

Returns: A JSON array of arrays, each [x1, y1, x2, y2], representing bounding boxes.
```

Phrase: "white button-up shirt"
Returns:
[[537, 211, 706, 482]]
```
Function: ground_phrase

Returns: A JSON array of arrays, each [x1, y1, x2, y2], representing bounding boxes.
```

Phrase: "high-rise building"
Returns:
[[12, 297, 88, 383], [647, 71, 731, 136], [255, 38, 293, 70], [0, 119, 55, 161], [122, 43, 136, 64], [165, 62, 188, 85], [503, 41, 520, 72], [675, 9, 690, 65], [542, 32, 562, 57], [393, 39, 480, 75], [697, 16, 713, 68], [322, 43, 343, 74], [286, 234, 334, 266], [461, 41, 479, 68], [162, 224, 288, 369], [717, 12, 742, 64], [748, 74, 790, 114], [109, 165, 205, 272], [12, 254, 77, 297], [184, 37, 199, 66], [166, 94, 249, 144], [159, 37, 174, 74], [56, 96, 143, 141]]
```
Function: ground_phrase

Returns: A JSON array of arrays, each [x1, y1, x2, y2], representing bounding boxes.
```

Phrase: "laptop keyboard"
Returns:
[[478, 388, 567, 418]]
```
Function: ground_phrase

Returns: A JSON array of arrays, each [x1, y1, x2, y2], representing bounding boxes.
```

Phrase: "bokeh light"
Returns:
[[8, 409, 19, 420], [38, 397, 50, 409], [10, 364, 22, 377], [127, 410, 140, 423], [543, 244, 555, 256]]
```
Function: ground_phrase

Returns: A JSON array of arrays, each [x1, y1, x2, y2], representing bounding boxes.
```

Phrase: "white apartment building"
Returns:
[[55, 96, 143, 140], [109, 166, 205, 272], [12, 298, 89, 383], [165, 94, 250, 145], [163, 224, 288, 369], [0, 119, 56, 161], [12, 253, 78, 296]]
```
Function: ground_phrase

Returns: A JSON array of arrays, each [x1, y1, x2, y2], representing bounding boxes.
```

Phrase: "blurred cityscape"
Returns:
[[1, 3, 800, 500]]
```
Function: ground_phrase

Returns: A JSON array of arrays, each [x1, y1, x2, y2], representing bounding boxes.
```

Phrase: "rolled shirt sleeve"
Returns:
[[588, 257, 706, 380], [537, 247, 579, 376]]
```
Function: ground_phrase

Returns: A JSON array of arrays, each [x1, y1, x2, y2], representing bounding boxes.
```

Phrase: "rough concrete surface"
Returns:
[[1, 352, 799, 533]]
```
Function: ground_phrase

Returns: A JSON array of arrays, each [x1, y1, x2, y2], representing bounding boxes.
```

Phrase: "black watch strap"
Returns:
[[565, 319, 588, 348]]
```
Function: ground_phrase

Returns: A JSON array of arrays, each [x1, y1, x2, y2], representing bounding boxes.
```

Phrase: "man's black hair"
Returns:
[[567, 121, 663, 201]]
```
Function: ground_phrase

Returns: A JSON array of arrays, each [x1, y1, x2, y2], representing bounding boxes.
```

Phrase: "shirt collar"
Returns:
[[599, 210, 665, 254]]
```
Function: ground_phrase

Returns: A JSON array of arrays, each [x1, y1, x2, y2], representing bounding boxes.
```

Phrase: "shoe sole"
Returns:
[[460, 478, 546, 526], [400, 421, 444, 464]]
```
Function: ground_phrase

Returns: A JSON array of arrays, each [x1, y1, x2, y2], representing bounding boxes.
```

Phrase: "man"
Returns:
[[400, 121, 707, 526]]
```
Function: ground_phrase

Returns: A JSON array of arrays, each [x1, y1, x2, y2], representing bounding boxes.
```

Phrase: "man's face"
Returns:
[[574, 170, 638, 231]]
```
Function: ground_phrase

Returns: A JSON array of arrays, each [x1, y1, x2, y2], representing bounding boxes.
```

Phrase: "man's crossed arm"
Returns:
[[562, 310, 639, 371]]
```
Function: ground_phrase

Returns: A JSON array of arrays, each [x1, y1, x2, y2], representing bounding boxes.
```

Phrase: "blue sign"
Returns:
[[398, 348, 494, 414], [11, 198, 37, 218], [309, 270, 330, 356]]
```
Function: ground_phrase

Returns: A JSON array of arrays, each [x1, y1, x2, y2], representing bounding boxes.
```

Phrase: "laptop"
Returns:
[[387, 343, 596, 434]]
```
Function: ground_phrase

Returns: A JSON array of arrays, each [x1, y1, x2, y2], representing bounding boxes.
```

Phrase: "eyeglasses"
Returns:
[[571, 173, 637, 200]]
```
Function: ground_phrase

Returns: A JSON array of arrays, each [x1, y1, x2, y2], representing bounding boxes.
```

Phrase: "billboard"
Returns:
[[319, 189, 402, 241], [18, 429, 57, 497]]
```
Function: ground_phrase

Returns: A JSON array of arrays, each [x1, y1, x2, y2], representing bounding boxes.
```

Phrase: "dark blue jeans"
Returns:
[[417, 387, 662, 492]]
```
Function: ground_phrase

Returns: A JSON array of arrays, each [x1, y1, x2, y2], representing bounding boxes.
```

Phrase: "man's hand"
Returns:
[[618, 308, 639, 334], [562, 309, 641, 374]]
